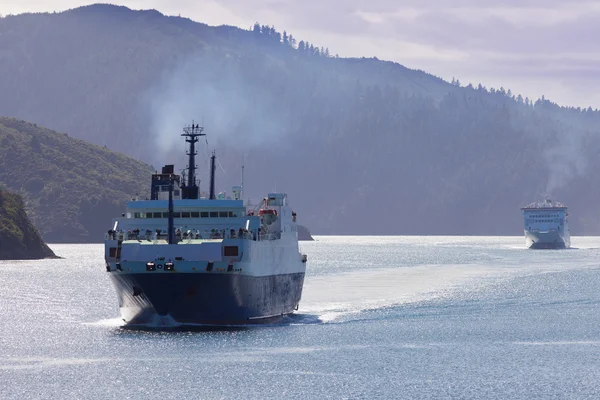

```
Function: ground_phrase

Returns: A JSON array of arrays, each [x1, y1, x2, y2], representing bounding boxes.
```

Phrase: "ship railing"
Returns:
[[105, 231, 125, 240], [105, 228, 260, 242]]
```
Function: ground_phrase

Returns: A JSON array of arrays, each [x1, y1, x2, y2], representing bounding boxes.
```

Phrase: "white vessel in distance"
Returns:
[[104, 123, 308, 327], [521, 198, 570, 249]]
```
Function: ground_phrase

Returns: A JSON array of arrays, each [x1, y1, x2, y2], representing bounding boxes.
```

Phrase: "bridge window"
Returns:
[[191, 212, 200, 218], [201, 212, 209, 218], [182, 212, 191, 218], [210, 212, 218, 218], [152, 212, 162, 218], [219, 211, 228, 218]]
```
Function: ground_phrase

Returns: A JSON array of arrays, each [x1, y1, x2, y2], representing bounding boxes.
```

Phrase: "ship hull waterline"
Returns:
[[525, 230, 570, 249], [109, 272, 305, 327]]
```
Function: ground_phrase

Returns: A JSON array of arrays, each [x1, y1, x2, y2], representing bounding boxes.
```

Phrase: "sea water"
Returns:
[[2, 236, 600, 399]]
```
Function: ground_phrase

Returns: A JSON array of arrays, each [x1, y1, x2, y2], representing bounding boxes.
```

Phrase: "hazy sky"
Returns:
[[3, 0, 600, 108]]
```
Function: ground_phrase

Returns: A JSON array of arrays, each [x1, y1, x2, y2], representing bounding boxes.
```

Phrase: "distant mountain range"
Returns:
[[2, 5, 600, 235]]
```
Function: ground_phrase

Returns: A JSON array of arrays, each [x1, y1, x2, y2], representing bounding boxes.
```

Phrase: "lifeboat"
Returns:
[[258, 209, 277, 216], [258, 209, 278, 225]]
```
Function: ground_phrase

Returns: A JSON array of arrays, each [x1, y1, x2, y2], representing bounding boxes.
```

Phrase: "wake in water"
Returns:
[[86, 313, 324, 333], [298, 264, 512, 323], [83, 317, 124, 327]]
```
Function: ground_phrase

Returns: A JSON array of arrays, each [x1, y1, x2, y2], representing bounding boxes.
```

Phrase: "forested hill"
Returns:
[[2, 5, 600, 235], [0, 187, 56, 260], [0, 118, 152, 242]]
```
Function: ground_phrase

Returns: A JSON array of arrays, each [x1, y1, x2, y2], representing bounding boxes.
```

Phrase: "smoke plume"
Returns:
[[544, 122, 588, 196], [142, 52, 289, 167]]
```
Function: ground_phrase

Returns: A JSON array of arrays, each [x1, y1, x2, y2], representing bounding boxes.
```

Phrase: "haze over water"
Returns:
[[3, 236, 600, 399]]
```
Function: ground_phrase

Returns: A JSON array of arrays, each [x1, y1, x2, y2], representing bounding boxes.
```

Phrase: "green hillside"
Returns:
[[0, 118, 153, 242]]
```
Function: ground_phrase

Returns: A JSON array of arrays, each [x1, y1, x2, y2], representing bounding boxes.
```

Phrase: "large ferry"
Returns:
[[521, 199, 570, 249], [104, 124, 307, 327]]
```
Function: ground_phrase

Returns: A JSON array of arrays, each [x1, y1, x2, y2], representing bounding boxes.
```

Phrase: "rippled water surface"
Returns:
[[3, 236, 600, 399]]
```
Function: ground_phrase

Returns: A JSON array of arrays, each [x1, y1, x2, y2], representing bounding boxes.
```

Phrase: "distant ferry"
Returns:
[[521, 199, 570, 249], [104, 124, 307, 327]]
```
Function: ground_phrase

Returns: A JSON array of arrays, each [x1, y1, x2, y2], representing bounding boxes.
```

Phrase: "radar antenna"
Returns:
[[181, 122, 206, 199]]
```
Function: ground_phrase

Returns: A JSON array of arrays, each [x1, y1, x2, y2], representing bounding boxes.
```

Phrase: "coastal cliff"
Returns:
[[0, 188, 56, 260]]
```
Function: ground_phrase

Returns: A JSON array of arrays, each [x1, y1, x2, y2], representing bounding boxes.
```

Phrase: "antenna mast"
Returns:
[[181, 122, 206, 200], [241, 165, 245, 203], [209, 151, 216, 200]]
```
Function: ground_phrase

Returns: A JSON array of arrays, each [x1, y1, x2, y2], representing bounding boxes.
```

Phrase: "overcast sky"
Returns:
[[3, 0, 600, 108]]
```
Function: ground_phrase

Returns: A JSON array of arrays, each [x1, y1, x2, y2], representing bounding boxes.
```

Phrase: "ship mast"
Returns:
[[181, 123, 206, 200], [209, 151, 216, 200], [167, 179, 175, 244]]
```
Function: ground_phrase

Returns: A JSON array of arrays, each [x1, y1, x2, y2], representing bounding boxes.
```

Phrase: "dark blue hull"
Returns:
[[109, 272, 305, 326]]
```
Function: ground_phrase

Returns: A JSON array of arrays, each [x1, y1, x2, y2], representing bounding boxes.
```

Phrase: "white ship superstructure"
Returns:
[[521, 199, 570, 249]]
